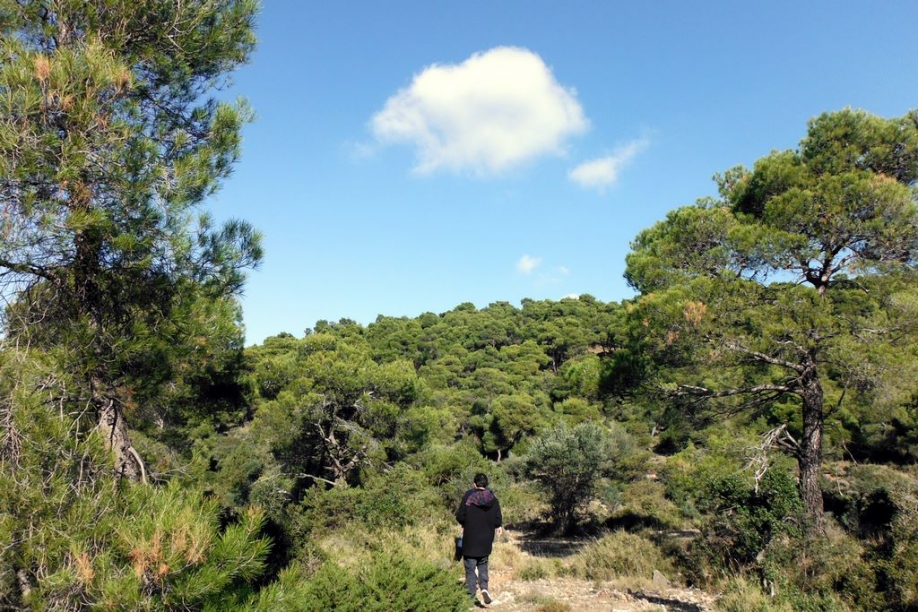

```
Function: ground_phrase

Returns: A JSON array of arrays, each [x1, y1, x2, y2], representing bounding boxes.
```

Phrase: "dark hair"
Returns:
[[474, 473, 489, 488]]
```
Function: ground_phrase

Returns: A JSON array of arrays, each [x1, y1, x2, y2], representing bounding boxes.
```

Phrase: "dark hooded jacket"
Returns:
[[456, 488, 503, 558]]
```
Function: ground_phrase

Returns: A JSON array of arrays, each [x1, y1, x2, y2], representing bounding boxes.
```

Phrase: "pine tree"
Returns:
[[0, 0, 263, 478], [624, 108, 918, 533]]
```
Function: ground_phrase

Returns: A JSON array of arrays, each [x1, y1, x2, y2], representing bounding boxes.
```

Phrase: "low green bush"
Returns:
[[263, 551, 469, 611], [757, 527, 879, 611], [534, 602, 572, 612], [407, 441, 497, 504], [518, 556, 563, 581], [292, 463, 445, 537]]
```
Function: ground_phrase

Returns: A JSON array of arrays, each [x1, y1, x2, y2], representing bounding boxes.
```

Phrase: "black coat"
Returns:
[[456, 488, 502, 558]]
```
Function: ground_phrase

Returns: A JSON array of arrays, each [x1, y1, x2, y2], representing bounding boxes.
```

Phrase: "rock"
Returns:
[[652, 570, 671, 588]]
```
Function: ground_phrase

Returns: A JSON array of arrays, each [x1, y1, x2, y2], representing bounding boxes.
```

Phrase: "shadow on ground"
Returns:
[[631, 590, 706, 612], [516, 534, 588, 558]]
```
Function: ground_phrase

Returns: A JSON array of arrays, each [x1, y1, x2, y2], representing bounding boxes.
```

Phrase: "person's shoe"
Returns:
[[481, 589, 492, 605]]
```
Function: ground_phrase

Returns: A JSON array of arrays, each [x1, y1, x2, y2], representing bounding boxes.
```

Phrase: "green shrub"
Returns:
[[685, 462, 917, 611], [292, 463, 445, 537], [259, 551, 469, 612], [491, 478, 545, 526], [407, 441, 495, 504], [523, 422, 642, 532], [0, 360, 273, 611], [518, 557, 562, 581], [662, 429, 786, 514], [693, 468, 803, 572], [881, 499, 918, 610], [756, 526, 879, 611]]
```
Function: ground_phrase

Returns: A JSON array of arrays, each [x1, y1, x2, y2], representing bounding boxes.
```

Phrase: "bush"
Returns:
[[292, 463, 445, 537], [523, 422, 641, 532], [568, 531, 673, 581], [662, 429, 776, 514], [692, 468, 803, 573], [0, 359, 273, 611], [535, 602, 572, 612], [407, 441, 495, 505], [698, 510, 885, 611], [489, 476, 545, 526], [518, 560, 550, 581], [254, 551, 469, 611]]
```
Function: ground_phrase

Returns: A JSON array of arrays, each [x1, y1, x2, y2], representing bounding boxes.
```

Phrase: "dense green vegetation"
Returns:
[[1, 2, 917, 610]]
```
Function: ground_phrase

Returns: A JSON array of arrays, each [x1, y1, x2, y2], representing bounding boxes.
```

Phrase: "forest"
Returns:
[[2, 2, 918, 611]]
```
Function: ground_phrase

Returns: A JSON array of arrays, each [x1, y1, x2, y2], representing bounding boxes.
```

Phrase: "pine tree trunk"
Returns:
[[75, 221, 142, 482], [92, 378, 143, 481], [798, 363, 825, 535]]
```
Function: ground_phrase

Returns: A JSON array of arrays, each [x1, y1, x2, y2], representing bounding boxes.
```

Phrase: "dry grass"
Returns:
[[714, 577, 794, 612], [488, 526, 676, 600], [567, 531, 673, 582], [533, 601, 572, 612]]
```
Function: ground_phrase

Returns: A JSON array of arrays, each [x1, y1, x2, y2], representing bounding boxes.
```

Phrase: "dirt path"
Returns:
[[479, 577, 715, 611], [469, 529, 718, 611]]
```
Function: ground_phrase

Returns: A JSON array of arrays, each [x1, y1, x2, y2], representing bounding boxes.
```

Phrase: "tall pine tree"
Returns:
[[0, 0, 262, 478], [624, 109, 918, 533]]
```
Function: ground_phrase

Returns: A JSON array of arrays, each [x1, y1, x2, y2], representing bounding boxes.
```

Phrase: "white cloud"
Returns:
[[370, 47, 589, 175], [569, 138, 649, 192], [517, 254, 541, 275], [347, 140, 376, 160]]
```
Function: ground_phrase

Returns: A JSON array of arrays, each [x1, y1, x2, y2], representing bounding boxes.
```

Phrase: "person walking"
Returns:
[[456, 473, 503, 606]]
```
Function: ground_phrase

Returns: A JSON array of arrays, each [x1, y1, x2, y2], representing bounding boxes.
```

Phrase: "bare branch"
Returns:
[[677, 383, 792, 399], [296, 473, 339, 487], [723, 340, 806, 372]]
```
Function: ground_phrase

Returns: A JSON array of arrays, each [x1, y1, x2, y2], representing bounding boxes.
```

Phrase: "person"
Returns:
[[456, 473, 503, 605]]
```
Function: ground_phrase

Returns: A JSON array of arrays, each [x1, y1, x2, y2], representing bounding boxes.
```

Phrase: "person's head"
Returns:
[[473, 473, 489, 489]]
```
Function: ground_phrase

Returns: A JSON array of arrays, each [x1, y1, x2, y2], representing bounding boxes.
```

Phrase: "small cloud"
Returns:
[[556, 265, 570, 276], [562, 293, 580, 300], [569, 138, 649, 192], [369, 47, 589, 175], [517, 254, 541, 274], [346, 140, 377, 161]]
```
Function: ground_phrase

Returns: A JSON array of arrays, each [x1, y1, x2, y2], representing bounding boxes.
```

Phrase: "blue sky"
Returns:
[[211, 1, 918, 345]]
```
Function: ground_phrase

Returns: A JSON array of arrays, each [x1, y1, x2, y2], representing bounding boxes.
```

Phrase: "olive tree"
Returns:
[[523, 421, 639, 533]]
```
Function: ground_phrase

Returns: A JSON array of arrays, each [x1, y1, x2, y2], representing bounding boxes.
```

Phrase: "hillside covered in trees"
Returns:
[[2, 2, 918, 611]]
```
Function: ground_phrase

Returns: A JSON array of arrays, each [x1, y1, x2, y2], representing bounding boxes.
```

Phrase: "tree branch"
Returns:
[[297, 473, 339, 487], [677, 382, 792, 399], [723, 340, 806, 372]]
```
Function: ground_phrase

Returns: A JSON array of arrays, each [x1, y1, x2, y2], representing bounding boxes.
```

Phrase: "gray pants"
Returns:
[[463, 556, 489, 597]]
